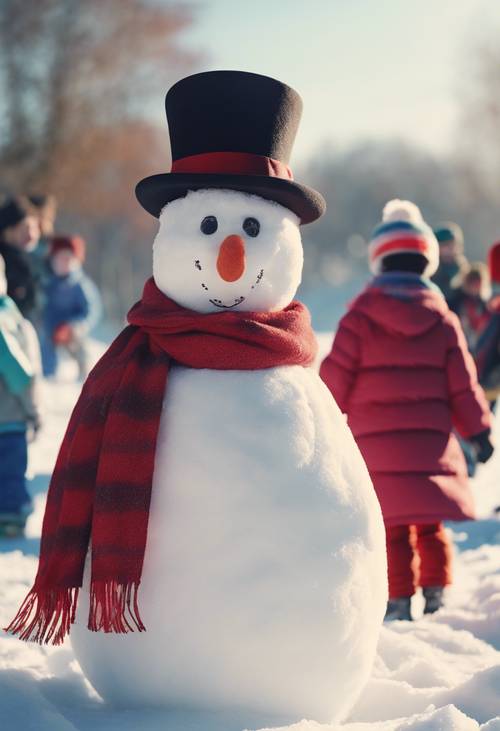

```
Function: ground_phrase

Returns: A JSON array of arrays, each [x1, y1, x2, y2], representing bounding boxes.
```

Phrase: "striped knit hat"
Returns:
[[368, 199, 439, 276]]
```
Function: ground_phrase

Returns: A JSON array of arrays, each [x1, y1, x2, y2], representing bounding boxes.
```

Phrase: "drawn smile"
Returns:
[[195, 260, 264, 309], [209, 296, 246, 309]]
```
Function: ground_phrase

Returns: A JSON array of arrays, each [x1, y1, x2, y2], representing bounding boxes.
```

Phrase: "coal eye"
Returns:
[[200, 215, 218, 235], [243, 217, 260, 237]]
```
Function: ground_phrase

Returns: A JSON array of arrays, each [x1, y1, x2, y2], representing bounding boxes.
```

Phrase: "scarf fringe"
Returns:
[[88, 580, 145, 634], [4, 581, 145, 644], [4, 587, 79, 645]]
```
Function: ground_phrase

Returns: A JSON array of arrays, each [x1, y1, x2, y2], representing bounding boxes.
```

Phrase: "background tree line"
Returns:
[[1, 1, 498, 326], [0, 0, 199, 319]]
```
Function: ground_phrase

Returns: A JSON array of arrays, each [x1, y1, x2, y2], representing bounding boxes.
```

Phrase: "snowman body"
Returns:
[[70, 190, 387, 722]]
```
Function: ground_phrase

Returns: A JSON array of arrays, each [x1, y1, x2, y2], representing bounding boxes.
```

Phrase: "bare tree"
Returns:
[[456, 29, 500, 189], [0, 0, 198, 192], [0, 0, 201, 318]]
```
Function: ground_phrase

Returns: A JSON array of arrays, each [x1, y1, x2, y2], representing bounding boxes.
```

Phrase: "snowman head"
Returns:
[[153, 189, 303, 313]]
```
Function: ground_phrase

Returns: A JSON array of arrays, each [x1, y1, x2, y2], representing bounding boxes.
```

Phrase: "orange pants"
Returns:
[[385, 522, 453, 598]]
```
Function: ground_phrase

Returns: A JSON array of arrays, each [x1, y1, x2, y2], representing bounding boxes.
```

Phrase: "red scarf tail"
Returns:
[[6, 281, 317, 645], [87, 343, 168, 634], [5, 330, 169, 644], [5, 380, 104, 644]]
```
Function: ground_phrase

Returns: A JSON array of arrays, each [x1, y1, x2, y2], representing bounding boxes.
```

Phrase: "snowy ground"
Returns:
[[0, 338, 499, 731]]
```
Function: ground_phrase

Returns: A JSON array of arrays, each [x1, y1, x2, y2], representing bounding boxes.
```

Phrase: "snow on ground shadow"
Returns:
[[0, 340, 499, 730]]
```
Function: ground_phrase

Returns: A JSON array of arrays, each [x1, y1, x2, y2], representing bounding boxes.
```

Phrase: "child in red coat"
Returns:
[[320, 200, 493, 621]]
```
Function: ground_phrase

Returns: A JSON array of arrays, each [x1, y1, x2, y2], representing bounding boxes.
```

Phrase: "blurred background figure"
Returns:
[[449, 262, 491, 350], [28, 194, 58, 307], [320, 200, 493, 622], [28, 194, 57, 244], [0, 253, 42, 536], [0, 196, 41, 319], [431, 223, 468, 304], [474, 241, 500, 408], [447, 261, 492, 477], [41, 235, 101, 380]]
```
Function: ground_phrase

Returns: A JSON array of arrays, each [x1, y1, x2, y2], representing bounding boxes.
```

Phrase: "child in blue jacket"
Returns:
[[41, 235, 101, 379], [0, 254, 42, 534]]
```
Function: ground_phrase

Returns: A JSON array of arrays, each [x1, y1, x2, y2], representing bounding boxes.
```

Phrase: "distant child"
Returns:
[[449, 262, 491, 350], [28, 194, 57, 245], [0, 196, 41, 319], [474, 241, 500, 406], [0, 254, 42, 535], [28, 194, 58, 322], [320, 200, 493, 621], [432, 222, 468, 304], [41, 235, 101, 380]]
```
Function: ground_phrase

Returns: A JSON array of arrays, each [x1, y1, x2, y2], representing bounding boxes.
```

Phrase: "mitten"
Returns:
[[469, 430, 494, 464], [53, 323, 73, 345]]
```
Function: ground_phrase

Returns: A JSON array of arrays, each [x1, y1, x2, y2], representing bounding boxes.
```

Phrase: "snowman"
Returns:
[[8, 71, 387, 724]]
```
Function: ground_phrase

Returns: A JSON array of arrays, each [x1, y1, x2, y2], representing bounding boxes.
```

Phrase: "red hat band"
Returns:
[[171, 151, 293, 181]]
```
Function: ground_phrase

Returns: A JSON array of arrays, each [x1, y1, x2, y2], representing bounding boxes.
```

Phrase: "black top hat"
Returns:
[[135, 70, 325, 225]]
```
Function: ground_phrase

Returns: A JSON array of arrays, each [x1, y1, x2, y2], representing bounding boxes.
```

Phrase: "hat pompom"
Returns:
[[382, 199, 423, 225]]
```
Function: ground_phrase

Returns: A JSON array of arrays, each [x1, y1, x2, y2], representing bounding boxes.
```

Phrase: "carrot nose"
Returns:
[[216, 235, 246, 282]]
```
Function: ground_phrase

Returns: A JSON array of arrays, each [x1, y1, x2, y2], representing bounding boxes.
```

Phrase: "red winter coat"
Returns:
[[320, 281, 491, 526]]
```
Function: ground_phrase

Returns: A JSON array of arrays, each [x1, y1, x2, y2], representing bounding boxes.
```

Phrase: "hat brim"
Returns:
[[135, 173, 325, 225]]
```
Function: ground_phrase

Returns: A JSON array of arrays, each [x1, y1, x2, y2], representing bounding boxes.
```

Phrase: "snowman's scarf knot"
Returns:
[[6, 278, 317, 645]]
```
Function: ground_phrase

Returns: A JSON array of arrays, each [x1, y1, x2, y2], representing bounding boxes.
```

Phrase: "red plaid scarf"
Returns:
[[6, 278, 317, 645]]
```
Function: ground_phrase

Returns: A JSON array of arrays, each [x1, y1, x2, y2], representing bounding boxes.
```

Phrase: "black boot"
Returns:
[[384, 597, 412, 622], [422, 586, 444, 614]]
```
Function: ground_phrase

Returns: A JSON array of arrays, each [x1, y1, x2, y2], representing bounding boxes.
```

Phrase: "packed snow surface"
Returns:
[[1, 338, 499, 730]]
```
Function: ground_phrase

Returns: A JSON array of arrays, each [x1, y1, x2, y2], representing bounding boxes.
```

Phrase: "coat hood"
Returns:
[[352, 275, 449, 337]]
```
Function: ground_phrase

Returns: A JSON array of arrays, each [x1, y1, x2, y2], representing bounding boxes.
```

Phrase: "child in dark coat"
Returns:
[[28, 194, 58, 324], [320, 200, 493, 621], [474, 241, 500, 406], [431, 222, 468, 305], [0, 197, 41, 319], [0, 254, 43, 534], [41, 235, 101, 379]]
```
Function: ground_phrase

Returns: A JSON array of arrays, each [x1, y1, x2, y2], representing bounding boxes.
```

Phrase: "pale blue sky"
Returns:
[[177, 0, 499, 164]]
